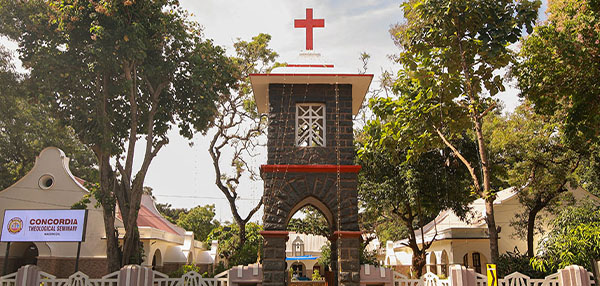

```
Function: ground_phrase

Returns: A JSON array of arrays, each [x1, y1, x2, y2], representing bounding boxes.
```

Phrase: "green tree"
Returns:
[[358, 120, 475, 276], [0, 0, 236, 270], [531, 202, 600, 273], [377, 0, 539, 263], [514, 0, 600, 143], [287, 205, 330, 237], [156, 202, 189, 224], [487, 103, 582, 258], [359, 205, 409, 244], [317, 242, 331, 271], [206, 222, 263, 268], [207, 33, 279, 250], [578, 144, 600, 197], [176, 204, 220, 242], [0, 46, 97, 190]]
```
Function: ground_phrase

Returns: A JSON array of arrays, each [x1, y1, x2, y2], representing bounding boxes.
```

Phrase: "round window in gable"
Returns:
[[38, 174, 55, 190]]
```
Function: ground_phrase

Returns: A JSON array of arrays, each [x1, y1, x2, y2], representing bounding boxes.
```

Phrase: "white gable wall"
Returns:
[[0, 147, 107, 259]]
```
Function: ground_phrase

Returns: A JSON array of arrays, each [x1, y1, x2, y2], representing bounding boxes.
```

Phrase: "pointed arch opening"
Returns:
[[284, 196, 333, 280], [285, 196, 334, 232]]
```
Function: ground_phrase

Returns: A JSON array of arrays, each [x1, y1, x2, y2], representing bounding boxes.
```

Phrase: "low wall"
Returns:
[[228, 264, 262, 286]]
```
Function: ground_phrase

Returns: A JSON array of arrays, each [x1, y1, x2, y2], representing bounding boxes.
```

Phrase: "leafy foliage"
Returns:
[[487, 103, 581, 257], [156, 203, 189, 224], [359, 242, 379, 266], [531, 202, 600, 273], [359, 207, 408, 243], [176, 204, 220, 242], [0, 0, 236, 269], [496, 250, 549, 278], [205, 222, 263, 268], [287, 205, 330, 237], [357, 119, 475, 276], [578, 144, 600, 197], [380, 0, 540, 263], [311, 269, 323, 281], [514, 0, 600, 143], [317, 242, 331, 270], [0, 46, 97, 190], [168, 264, 209, 278]]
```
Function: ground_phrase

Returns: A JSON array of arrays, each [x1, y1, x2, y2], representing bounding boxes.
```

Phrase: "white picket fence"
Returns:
[[393, 269, 594, 286], [0, 267, 227, 286], [0, 264, 595, 286], [153, 271, 226, 286], [394, 271, 451, 286]]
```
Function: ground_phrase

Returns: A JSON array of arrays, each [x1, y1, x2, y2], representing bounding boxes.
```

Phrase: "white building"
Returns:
[[0, 147, 215, 277], [383, 187, 600, 277], [285, 232, 328, 279]]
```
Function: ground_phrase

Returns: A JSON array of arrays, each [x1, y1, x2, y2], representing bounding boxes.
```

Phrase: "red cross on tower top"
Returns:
[[294, 8, 324, 51]]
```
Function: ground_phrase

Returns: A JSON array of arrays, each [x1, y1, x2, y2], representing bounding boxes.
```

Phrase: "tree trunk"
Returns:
[[98, 153, 121, 272], [400, 206, 429, 278], [526, 202, 546, 258], [238, 221, 247, 251], [473, 118, 499, 264], [101, 204, 121, 272], [121, 179, 145, 265], [484, 200, 499, 263], [526, 210, 537, 258], [411, 250, 426, 277]]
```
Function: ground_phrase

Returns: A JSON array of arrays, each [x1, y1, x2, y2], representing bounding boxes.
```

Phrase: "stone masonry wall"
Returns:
[[262, 172, 359, 231], [262, 83, 361, 286], [267, 84, 354, 165]]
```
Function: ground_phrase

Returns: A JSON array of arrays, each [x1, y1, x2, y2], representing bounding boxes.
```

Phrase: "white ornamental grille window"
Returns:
[[296, 103, 326, 147]]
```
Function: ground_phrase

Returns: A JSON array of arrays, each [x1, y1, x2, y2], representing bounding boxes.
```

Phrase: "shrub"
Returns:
[[497, 250, 549, 278], [168, 264, 208, 278], [312, 269, 323, 281]]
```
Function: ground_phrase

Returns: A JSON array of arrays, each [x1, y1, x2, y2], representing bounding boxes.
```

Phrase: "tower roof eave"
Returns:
[[250, 73, 373, 115]]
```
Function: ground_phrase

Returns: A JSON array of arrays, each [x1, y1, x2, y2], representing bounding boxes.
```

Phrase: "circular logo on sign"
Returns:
[[7, 217, 23, 234]]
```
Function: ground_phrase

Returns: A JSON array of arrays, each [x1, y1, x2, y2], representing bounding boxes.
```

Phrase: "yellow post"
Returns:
[[487, 264, 497, 286]]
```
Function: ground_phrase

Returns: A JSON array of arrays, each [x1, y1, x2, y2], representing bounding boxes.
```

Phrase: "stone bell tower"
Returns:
[[250, 8, 372, 286]]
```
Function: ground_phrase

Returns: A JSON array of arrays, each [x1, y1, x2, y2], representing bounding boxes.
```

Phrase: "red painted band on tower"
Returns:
[[331, 231, 363, 239], [261, 165, 361, 173], [260, 230, 290, 237]]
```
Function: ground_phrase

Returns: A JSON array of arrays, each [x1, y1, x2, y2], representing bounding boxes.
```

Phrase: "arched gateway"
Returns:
[[250, 9, 373, 286]]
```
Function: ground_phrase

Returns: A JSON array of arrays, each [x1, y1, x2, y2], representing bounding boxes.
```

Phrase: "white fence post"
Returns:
[[449, 265, 475, 286], [118, 265, 153, 286], [558, 265, 594, 286], [15, 265, 40, 286]]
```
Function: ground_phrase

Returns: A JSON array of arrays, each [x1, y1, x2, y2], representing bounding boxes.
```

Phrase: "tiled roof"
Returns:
[[116, 194, 186, 237], [136, 204, 181, 235]]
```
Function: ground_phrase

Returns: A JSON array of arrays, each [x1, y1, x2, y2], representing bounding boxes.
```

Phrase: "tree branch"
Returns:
[[433, 125, 482, 195]]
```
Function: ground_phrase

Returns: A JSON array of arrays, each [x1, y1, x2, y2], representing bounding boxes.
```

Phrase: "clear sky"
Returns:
[[2, 0, 547, 223]]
